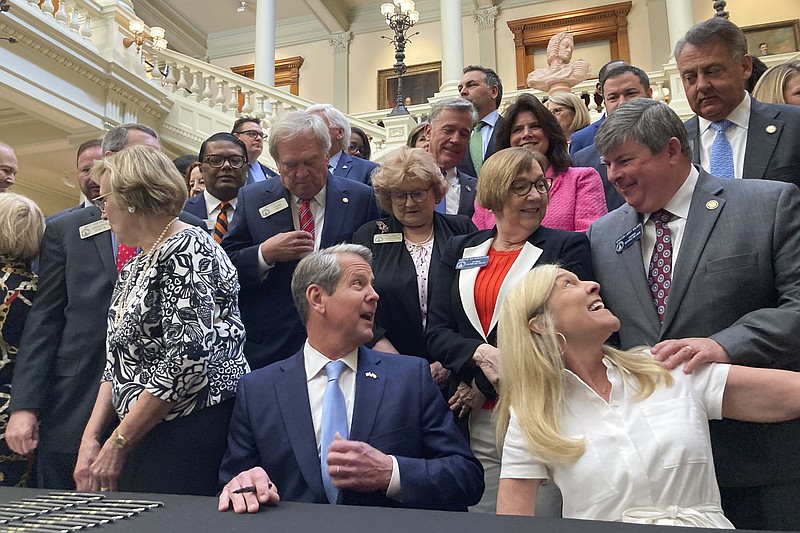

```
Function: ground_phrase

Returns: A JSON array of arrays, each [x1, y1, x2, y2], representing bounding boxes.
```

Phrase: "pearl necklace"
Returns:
[[113, 217, 179, 329], [404, 226, 434, 246]]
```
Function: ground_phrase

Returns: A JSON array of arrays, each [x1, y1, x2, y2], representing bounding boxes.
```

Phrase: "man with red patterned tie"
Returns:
[[223, 111, 381, 371], [6, 124, 202, 489], [182, 133, 249, 243]]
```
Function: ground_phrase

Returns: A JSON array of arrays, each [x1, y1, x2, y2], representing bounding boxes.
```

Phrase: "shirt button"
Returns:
[[610, 400, 620, 408]]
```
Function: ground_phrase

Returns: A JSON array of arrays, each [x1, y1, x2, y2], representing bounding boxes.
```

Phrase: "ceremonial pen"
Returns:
[[233, 482, 273, 494]]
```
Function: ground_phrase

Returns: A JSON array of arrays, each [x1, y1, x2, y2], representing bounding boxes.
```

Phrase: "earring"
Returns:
[[128, 206, 135, 213], [556, 332, 567, 345]]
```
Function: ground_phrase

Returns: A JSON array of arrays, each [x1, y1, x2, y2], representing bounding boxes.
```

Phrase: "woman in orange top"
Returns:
[[426, 147, 593, 513]]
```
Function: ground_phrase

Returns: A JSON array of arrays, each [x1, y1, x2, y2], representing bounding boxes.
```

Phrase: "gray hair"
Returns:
[[306, 103, 351, 148], [268, 111, 332, 164], [291, 244, 373, 325], [101, 124, 159, 154], [675, 17, 748, 63], [428, 97, 477, 127], [595, 99, 691, 160]]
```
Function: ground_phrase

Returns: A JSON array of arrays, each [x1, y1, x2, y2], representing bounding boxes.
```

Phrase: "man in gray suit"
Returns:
[[587, 99, 800, 531], [425, 98, 477, 217], [677, 17, 800, 186]]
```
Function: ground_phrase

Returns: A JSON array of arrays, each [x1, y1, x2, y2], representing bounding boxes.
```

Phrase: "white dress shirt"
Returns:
[[698, 92, 751, 179], [302, 341, 401, 499], [203, 190, 238, 224], [442, 168, 461, 215], [640, 165, 698, 278], [500, 357, 732, 526], [479, 110, 500, 156]]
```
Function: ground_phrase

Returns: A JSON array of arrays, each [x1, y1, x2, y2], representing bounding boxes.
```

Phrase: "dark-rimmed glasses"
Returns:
[[388, 187, 431, 206], [234, 130, 267, 140], [204, 155, 247, 169], [92, 191, 112, 212], [510, 178, 552, 197]]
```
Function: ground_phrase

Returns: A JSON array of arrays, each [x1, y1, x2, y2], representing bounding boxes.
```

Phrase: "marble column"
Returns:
[[329, 32, 352, 112], [436, 0, 463, 96], [254, 0, 276, 87], [473, 7, 499, 71], [665, 0, 694, 53]]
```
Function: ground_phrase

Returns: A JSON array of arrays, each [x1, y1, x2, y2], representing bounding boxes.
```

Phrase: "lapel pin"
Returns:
[[365, 371, 377, 379], [342, 197, 349, 203], [466, 185, 473, 192], [706, 200, 719, 210], [766, 125, 777, 134]]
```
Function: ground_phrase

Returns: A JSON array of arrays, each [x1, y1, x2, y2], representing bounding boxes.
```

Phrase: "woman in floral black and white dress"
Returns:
[[74, 145, 248, 496]]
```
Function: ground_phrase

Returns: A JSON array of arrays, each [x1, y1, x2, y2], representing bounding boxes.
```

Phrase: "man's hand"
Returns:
[[472, 344, 501, 386], [6, 410, 39, 455], [326, 435, 393, 493], [73, 437, 102, 491], [429, 361, 450, 387], [651, 337, 731, 373], [259, 231, 314, 264], [448, 381, 485, 418], [218, 467, 280, 513]]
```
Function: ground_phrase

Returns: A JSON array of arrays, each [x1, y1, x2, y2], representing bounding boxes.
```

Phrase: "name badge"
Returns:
[[78, 219, 111, 239], [615, 223, 643, 254], [456, 256, 489, 270], [204, 219, 215, 231], [259, 198, 289, 218], [373, 233, 403, 244]]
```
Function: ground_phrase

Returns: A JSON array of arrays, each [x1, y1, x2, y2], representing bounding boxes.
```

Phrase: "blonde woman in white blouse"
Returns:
[[496, 264, 800, 527]]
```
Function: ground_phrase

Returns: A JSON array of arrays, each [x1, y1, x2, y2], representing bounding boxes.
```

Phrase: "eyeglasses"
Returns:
[[510, 178, 552, 196], [234, 129, 267, 140], [204, 155, 247, 169], [348, 143, 363, 155], [388, 187, 431, 206], [548, 106, 571, 116], [92, 191, 112, 212]]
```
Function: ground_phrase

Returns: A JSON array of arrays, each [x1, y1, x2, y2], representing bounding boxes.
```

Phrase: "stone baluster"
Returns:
[[69, 4, 81, 32], [189, 71, 203, 99], [241, 90, 253, 115], [202, 77, 213, 103], [176, 66, 189, 92], [228, 86, 240, 114], [41, 0, 55, 17], [254, 95, 267, 119], [164, 62, 177, 91], [55, 0, 68, 24], [214, 81, 228, 112]]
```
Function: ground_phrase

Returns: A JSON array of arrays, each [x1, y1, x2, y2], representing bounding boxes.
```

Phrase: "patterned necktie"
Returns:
[[299, 198, 315, 240], [709, 120, 734, 178], [214, 201, 229, 244], [434, 168, 447, 214], [320, 360, 348, 504], [647, 209, 673, 322], [469, 121, 486, 175], [115, 243, 137, 274]]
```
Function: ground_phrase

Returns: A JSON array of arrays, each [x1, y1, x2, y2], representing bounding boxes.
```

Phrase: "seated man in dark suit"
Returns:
[[218, 244, 484, 512], [183, 132, 248, 242], [222, 111, 381, 370], [307, 104, 379, 186], [677, 17, 800, 185]]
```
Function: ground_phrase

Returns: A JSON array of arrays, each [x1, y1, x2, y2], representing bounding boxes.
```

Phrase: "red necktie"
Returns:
[[116, 243, 137, 274], [299, 199, 315, 240], [647, 209, 673, 322], [214, 201, 229, 244]]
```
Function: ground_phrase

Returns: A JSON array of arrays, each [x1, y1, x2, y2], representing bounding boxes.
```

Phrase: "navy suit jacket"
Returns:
[[453, 169, 477, 217], [572, 144, 625, 211], [183, 194, 208, 220], [221, 174, 381, 370], [218, 347, 484, 510], [333, 151, 379, 186], [457, 115, 505, 178], [685, 98, 800, 186], [569, 115, 605, 156]]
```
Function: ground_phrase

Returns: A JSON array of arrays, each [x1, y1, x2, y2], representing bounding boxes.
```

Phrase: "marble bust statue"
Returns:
[[527, 32, 591, 95]]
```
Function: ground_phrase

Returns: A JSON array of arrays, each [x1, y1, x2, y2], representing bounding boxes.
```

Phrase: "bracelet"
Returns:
[[113, 430, 127, 450]]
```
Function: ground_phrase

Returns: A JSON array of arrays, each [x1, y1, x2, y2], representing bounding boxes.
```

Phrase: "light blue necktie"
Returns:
[[321, 360, 348, 504], [709, 120, 734, 178], [434, 168, 447, 213]]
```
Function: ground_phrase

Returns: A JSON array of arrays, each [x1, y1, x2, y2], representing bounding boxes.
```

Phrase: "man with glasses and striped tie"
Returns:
[[222, 111, 380, 371], [183, 133, 248, 243]]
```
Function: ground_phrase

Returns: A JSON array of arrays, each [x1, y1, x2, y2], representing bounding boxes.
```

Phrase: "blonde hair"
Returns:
[[0, 192, 45, 263], [371, 147, 448, 212], [494, 265, 673, 463], [752, 61, 800, 104], [546, 93, 590, 135], [476, 147, 549, 212], [90, 145, 187, 216]]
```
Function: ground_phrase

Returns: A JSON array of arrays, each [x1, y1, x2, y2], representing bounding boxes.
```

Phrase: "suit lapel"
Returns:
[[615, 206, 660, 325], [486, 240, 543, 334], [349, 348, 387, 442], [458, 238, 493, 341], [274, 352, 326, 500], [685, 116, 701, 165], [661, 172, 724, 333], [82, 208, 116, 281], [261, 178, 294, 232], [456, 170, 476, 215], [744, 100, 782, 180], [334, 154, 353, 180], [321, 176, 348, 247]]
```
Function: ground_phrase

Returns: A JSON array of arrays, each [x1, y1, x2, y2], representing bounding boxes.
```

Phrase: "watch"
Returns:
[[113, 431, 127, 450]]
